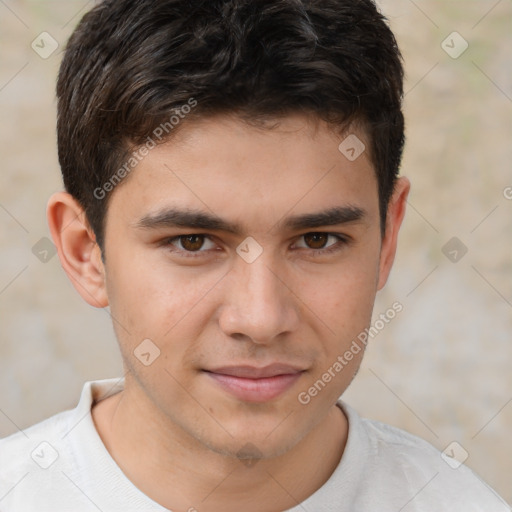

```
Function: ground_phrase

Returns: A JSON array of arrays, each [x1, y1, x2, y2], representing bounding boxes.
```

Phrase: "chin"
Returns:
[[198, 428, 303, 461]]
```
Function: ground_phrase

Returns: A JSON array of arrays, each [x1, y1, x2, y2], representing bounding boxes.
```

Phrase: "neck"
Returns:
[[92, 378, 348, 512]]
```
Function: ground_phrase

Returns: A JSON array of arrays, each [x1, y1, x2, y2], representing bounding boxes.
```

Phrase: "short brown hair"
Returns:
[[57, 0, 405, 251]]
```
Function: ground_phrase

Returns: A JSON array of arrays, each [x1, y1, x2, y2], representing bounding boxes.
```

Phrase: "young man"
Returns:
[[0, 0, 509, 510]]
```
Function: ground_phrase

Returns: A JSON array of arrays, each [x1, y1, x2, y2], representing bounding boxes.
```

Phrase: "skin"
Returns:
[[47, 114, 409, 512]]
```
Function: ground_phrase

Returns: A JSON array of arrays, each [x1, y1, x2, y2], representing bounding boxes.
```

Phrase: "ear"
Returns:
[[47, 191, 108, 308], [377, 177, 410, 290]]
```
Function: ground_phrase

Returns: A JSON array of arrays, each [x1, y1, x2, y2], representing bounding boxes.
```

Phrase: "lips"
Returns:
[[203, 364, 305, 402], [206, 363, 304, 379]]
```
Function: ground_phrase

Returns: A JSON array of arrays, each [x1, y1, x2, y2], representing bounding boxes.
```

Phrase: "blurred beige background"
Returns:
[[1, 0, 511, 504]]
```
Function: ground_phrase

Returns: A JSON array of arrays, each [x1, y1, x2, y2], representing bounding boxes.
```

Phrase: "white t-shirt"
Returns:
[[0, 378, 509, 512]]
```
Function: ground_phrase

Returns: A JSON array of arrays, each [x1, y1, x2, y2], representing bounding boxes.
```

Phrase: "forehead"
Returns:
[[106, 114, 379, 230]]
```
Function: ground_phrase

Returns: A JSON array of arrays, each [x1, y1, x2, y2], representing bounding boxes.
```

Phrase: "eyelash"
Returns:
[[292, 233, 349, 257], [161, 233, 350, 258]]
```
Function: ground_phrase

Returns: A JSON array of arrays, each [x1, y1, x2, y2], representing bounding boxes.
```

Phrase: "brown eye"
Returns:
[[166, 234, 216, 255], [180, 234, 205, 251], [303, 233, 329, 249]]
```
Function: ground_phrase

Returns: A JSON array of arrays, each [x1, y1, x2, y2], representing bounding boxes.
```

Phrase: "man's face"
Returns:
[[101, 114, 394, 458]]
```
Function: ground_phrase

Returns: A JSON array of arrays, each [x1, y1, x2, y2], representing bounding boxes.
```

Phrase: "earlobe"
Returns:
[[47, 192, 108, 308], [377, 177, 410, 290]]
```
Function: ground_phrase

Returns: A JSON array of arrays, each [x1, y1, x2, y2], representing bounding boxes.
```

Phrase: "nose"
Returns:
[[218, 256, 300, 345]]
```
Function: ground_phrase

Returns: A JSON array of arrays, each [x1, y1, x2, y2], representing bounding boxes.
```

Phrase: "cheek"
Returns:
[[300, 257, 380, 337], [105, 262, 220, 397], [296, 268, 376, 409], [104, 255, 220, 348]]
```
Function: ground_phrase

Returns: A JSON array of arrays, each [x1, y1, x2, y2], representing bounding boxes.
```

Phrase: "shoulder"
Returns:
[[0, 379, 124, 512], [0, 406, 73, 471], [0, 406, 77, 510], [339, 402, 510, 511]]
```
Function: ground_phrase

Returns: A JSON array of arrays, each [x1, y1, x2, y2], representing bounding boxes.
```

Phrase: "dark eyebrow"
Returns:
[[282, 206, 366, 231], [135, 208, 243, 234], [135, 205, 366, 234]]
